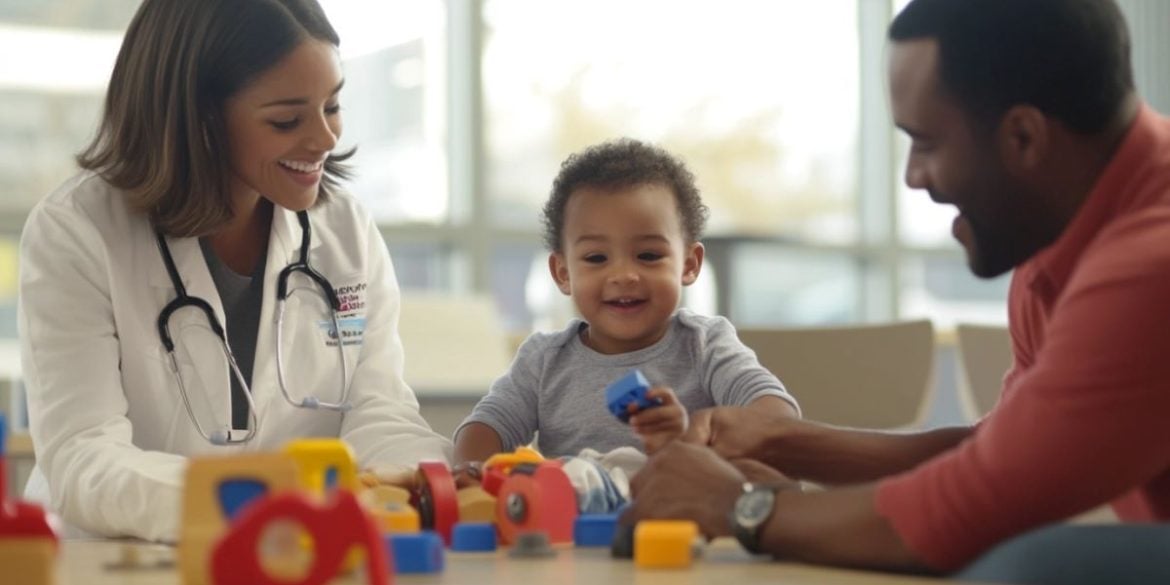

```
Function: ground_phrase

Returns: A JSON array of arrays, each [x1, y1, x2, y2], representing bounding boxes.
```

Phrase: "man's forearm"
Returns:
[[760, 422, 973, 485], [758, 485, 926, 572]]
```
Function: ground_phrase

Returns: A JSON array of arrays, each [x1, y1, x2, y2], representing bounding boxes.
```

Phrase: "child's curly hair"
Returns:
[[542, 138, 709, 252]]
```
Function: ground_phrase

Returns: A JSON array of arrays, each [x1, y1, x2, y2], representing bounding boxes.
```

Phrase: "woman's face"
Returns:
[[223, 38, 344, 213]]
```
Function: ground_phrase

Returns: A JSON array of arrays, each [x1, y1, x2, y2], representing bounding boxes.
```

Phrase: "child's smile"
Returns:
[[550, 183, 703, 355]]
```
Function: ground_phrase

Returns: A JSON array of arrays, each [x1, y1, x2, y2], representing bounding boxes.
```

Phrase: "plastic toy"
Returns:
[[495, 461, 578, 545], [605, 369, 662, 422], [411, 461, 459, 545], [450, 522, 498, 552], [482, 446, 544, 496], [634, 520, 699, 569], [210, 490, 390, 585], [283, 438, 358, 495], [368, 502, 421, 534], [508, 531, 555, 558], [0, 415, 58, 585], [361, 485, 412, 509], [386, 531, 445, 573], [574, 514, 619, 547], [178, 453, 299, 585], [456, 486, 496, 524]]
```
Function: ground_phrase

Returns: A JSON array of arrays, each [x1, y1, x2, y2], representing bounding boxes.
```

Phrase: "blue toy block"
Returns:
[[605, 369, 661, 422], [451, 522, 498, 552], [386, 531, 445, 573], [574, 514, 619, 547]]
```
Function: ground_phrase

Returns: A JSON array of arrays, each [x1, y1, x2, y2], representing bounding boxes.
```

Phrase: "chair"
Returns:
[[736, 320, 935, 429], [954, 323, 1012, 421]]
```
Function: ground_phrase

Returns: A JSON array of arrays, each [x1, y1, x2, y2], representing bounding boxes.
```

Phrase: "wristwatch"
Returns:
[[730, 482, 779, 554]]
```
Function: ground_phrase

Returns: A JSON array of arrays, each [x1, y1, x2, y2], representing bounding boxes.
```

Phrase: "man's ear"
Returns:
[[548, 253, 572, 295], [997, 105, 1050, 173], [681, 242, 704, 286]]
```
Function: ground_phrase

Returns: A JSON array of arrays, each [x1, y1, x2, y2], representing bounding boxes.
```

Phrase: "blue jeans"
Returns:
[[955, 524, 1170, 585]]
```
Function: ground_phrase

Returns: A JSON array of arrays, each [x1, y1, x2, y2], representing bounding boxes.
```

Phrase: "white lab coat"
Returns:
[[18, 172, 452, 541]]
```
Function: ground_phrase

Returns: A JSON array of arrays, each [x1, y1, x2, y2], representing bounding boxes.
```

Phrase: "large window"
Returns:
[[24, 0, 1150, 341]]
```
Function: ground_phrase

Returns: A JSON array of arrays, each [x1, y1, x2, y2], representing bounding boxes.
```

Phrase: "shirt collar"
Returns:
[[1027, 103, 1162, 298]]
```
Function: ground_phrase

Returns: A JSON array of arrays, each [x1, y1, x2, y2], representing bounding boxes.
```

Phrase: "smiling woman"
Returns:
[[16, 0, 451, 542]]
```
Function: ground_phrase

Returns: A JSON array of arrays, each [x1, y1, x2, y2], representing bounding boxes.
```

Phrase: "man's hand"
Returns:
[[684, 406, 791, 462], [630, 386, 688, 454], [621, 442, 745, 538], [728, 458, 800, 491]]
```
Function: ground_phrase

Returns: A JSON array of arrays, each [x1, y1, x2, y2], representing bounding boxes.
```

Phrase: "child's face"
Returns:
[[549, 183, 703, 355]]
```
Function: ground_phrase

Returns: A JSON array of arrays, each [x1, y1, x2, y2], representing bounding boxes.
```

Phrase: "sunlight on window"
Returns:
[[483, 0, 860, 243], [0, 24, 120, 93], [319, 0, 449, 223]]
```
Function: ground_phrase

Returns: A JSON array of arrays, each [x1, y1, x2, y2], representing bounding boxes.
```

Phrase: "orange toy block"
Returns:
[[634, 520, 699, 569], [179, 453, 299, 585]]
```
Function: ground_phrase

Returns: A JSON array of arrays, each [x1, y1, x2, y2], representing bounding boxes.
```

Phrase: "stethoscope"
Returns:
[[154, 210, 351, 446]]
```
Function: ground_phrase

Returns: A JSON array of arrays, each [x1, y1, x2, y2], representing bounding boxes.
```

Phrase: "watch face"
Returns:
[[735, 489, 775, 529]]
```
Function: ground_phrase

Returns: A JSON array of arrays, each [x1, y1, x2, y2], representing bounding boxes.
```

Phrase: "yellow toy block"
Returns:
[[359, 484, 419, 533], [371, 502, 421, 534], [634, 520, 699, 569], [360, 484, 412, 509], [283, 438, 358, 495], [179, 453, 299, 585], [456, 486, 497, 524], [0, 538, 55, 585]]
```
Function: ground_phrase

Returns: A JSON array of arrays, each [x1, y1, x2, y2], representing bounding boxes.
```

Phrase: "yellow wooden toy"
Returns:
[[0, 538, 55, 585], [634, 520, 700, 569], [178, 453, 299, 585], [359, 485, 421, 533], [456, 486, 497, 524]]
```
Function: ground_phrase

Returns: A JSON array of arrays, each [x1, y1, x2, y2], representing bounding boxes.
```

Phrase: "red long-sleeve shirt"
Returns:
[[875, 104, 1170, 571]]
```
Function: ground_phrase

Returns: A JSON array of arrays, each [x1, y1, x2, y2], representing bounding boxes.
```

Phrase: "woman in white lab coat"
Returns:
[[18, 0, 451, 542]]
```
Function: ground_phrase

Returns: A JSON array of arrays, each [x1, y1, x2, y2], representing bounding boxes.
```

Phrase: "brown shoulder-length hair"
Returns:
[[77, 0, 354, 237]]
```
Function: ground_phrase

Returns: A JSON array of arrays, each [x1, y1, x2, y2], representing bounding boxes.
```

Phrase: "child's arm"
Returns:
[[454, 422, 504, 463], [453, 422, 504, 487], [629, 386, 688, 454]]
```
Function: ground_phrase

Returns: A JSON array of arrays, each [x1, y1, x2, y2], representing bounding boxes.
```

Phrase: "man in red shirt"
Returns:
[[624, 0, 1170, 582]]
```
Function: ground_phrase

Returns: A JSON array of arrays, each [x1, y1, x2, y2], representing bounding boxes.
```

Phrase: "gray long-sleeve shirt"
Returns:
[[456, 309, 798, 456]]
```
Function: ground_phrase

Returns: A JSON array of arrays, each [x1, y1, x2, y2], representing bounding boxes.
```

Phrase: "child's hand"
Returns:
[[630, 386, 688, 454]]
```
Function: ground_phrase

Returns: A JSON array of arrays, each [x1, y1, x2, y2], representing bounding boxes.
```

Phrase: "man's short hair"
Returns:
[[889, 0, 1134, 134]]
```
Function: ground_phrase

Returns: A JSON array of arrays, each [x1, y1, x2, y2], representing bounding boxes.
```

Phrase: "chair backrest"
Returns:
[[954, 323, 1012, 421], [396, 293, 512, 395], [736, 320, 935, 429]]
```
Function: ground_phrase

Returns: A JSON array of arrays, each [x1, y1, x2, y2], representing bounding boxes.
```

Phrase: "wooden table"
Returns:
[[59, 539, 979, 585]]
